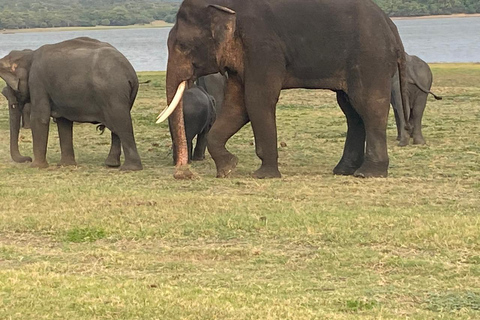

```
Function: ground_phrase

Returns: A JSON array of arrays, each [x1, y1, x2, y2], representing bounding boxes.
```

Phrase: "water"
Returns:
[[0, 17, 479, 71]]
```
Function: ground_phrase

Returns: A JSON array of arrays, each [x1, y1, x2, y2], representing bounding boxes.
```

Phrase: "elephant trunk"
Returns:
[[9, 105, 32, 163], [165, 70, 194, 179]]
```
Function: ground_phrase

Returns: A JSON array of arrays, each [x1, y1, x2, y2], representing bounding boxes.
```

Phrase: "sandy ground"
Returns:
[[392, 13, 480, 20]]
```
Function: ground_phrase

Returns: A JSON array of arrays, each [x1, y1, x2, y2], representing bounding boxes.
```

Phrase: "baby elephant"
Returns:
[[172, 86, 216, 163], [391, 54, 442, 146], [0, 37, 142, 170], [2, 86, 32, 163]]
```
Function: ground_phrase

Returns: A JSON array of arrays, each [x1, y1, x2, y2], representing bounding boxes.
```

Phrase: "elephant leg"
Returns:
[[333, 91, 366, 175], [244, 71, 283, 179], [349, 88, 390, 178], [411, 94, 428, 145], [208, 75, 249, 178], [105, 105, 142, 171], [56, 117, 77, 166], [9, 105, 32, 163], [192, 131, 207, 161], [105, 132, 121, 167], [30, 97, 51, 168]]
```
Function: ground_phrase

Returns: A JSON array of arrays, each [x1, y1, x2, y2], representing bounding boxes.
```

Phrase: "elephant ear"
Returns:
[[208, 5, 236, 52], [0, 63, 20, 92]]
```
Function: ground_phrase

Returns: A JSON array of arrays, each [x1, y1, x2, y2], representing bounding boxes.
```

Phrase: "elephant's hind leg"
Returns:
[[349, 89, 390, 178], [333, 91, 365, 176], [192, 131, 207, 161], [57, 117, 77, 166], [105, 104, 142, 171], [208, 75, 248, 178], [411, 94, 428, 145], [105, 132, 121, 167]]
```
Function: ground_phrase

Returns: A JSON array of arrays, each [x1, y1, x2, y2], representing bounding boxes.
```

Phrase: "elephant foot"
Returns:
[[174, 165, 195, 180], [413, 137, 426, 145], [31, 160, 49, 169], [252, 165, 281, 179], [398, 138, 410, 147], [58, 159, 77, 167], [333, 158, 362, 176], [105, 157, 121, 168], [191, 155, 205, 161], [214, 154, 238, 178], [12, 155, 32, 163], [353, 161, 388, 178], [119, 162, 143, 171]]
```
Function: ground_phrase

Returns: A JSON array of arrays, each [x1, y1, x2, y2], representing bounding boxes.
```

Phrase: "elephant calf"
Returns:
[[391, 54, 442, 146], [174, 85, 216, 163], [2, 86, 32, 163], [0, 37, 142, 170]]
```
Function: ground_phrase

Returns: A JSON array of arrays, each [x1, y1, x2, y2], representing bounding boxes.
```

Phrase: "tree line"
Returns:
[[1, 0, 479, 30]]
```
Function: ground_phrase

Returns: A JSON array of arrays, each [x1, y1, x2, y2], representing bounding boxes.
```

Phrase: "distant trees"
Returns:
[[0, 0, 180, 29], [375, 0, 480, 16], [1, 0, 479, 30]]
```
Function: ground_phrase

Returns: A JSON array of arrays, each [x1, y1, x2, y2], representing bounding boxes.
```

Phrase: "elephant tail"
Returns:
[[397, 52, 412, 132], [411, 81, 443, 100]]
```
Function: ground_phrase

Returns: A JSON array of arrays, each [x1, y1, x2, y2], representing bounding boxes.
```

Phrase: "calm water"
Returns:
[[0, 17, 479, 71]]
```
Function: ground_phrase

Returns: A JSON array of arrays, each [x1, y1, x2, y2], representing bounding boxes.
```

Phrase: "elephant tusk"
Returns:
[[156, 81, 186, 124]]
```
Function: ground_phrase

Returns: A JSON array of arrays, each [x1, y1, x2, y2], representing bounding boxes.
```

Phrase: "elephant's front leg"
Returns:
[[244, 71, 283, 179], [30, 98, 51, 168], [208, 75, 249, 178], [56, 117, 77, 166]]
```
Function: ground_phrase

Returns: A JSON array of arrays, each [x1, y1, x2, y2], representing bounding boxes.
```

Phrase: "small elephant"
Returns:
[[2, 86, 32, 163], [0, 37, 142, 170], [391, 54, 442, 146], [196, 73, 227, 114], [173, 86, 216, 163]]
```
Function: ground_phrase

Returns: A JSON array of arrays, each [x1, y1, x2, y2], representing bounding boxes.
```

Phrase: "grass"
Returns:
[[0, 64, 479, 319]]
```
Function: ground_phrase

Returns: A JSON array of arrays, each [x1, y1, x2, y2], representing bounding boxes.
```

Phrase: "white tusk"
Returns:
[[156, 81, 187, 124]]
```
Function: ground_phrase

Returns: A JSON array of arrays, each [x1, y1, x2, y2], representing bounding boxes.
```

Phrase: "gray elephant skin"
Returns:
[[1, 86, 32, 163], [0, 37, 142, 170], [174, 85, 216, 163], [160, 0, 411, 179], [391, 54, 442, 146]]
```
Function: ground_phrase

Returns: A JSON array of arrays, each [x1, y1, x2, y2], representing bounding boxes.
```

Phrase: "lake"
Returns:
[[0, 16, 479, 71]]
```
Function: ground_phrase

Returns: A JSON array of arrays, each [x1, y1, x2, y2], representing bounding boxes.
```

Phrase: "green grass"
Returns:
[[1, 64, 479, 319]]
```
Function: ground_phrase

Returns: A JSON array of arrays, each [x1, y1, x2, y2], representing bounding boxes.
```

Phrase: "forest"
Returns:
[[1, 0, 479, 30]]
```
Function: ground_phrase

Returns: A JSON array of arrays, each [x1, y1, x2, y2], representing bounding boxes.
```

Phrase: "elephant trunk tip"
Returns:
[[174, 165, 196, 180]]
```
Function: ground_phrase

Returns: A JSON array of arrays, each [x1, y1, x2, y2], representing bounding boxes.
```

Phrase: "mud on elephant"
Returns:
[[157, 0, 411, 179], [0, 37, 142, 170], [391, 53, 442, 146]]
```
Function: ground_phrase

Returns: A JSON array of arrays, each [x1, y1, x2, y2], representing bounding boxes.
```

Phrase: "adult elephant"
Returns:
[[391, 54, 442, 146], [2, 86, 32, 163], [157, 0, 410, 179], [0, 37, 142, 170]]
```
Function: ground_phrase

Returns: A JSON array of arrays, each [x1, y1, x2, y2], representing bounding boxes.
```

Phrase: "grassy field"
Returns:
[[0, 64, 479, 319]]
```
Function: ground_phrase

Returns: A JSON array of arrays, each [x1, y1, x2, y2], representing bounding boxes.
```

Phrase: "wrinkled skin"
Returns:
[[165, 0, 410, 179], [172, 85, 216, 163], [0, 37, 142, 170], [391, 54, 442, 146], [1, 86, 32, 163]]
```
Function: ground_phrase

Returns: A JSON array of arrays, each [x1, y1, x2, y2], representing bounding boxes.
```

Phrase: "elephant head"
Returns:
[[1, 50, 34, 163], [2, 86, 32, 163], [156, 1, 242, 178]]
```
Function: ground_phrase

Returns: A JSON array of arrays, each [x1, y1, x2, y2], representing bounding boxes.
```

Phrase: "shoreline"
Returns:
[[1, 13, 479, 34], [392, 13, 480, 20], [0, 20, 173, 34]]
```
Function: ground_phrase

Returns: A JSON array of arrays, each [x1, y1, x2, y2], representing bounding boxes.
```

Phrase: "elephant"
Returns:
[[156, 0, 411, 179], [176, 85, 216, 162], [2, 86, 32, 163], [391, 54, 442, 146], [0, 37, 142, 170], [196, 73, 227, 114]]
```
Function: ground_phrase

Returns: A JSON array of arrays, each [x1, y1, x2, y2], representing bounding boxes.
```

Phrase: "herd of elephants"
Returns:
[[1, 0, 442, 179]]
